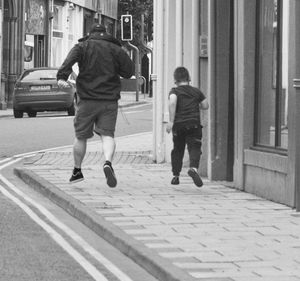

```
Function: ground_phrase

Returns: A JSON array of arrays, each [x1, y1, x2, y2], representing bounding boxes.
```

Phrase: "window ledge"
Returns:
[[244, 149, 288, 174]]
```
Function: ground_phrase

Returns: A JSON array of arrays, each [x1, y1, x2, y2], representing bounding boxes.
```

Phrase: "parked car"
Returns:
[[13, 67, 77, 118]]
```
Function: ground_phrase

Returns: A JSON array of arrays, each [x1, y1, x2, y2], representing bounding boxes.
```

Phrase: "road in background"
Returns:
[[0, 103, 152, 159]]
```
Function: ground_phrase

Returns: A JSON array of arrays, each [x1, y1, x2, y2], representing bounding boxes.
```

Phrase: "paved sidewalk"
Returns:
[[14, 131, 300, 281]]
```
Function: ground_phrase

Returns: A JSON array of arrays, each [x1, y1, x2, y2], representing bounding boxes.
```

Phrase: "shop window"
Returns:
[[255, 0, 288, 150]]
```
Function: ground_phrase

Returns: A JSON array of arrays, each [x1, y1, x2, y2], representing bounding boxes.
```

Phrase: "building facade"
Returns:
[[0, 0, 118, 108], [153, 0, 300, 208]]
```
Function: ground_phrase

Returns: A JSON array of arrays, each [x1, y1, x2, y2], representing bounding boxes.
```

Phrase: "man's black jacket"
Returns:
[[57, 33, 135, 101]]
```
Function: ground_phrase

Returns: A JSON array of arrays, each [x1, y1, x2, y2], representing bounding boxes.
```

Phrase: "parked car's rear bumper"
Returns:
[[13, 92, 74, 111]]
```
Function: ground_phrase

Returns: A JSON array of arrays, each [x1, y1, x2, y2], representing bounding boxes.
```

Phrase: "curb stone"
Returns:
[[14, 167, 211, 281]]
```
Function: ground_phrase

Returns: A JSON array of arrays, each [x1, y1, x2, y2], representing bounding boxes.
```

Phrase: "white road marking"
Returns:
[[0, 158, 21, 170], [123, 110, 147, 114], [0, 164, 134, 281], [120, 103, 151, 110], [0, 182, 109, 281], [0, 157, 13, 165], [49, 116, 74, 120]]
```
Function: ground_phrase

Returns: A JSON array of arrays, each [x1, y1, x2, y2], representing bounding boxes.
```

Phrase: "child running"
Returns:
[[166, 67, 209, 187]]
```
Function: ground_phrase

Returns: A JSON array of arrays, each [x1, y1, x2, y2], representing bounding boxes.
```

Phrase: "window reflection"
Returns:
[[256, 0, 288, 149]]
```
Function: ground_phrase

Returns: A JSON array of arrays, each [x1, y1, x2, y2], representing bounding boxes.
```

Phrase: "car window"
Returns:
[[21, 69, 58, 81]]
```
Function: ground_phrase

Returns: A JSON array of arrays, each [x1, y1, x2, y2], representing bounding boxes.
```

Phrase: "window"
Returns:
[[53, 5, 63, 31], [68, 9, 74, 50], [52, 5, 63, 67], [21, 69, 57, 81], [255, 0, 288, 150]]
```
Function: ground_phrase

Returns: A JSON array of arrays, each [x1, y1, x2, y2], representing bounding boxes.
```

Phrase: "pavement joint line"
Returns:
[[14, 167, 200, 281]]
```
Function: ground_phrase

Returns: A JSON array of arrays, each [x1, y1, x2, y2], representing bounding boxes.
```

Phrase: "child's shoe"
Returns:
[[171, 176, 179, 185], [188, 168, 203, 187]]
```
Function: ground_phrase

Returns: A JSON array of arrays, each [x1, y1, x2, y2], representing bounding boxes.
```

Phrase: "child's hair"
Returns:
[[173, 67, 190, 83]]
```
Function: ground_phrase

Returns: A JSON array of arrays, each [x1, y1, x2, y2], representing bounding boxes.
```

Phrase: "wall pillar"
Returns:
[[207, 0, 233, 180], [233, 0, 257, 189], [175, 0, 183, 66], [291, 0, 300, 210], [152, 0, 165, 163], [163, 1, 177, 163], [191, 0, 199, 86]]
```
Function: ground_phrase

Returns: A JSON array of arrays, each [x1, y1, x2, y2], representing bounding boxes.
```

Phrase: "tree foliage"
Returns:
[[118, 0, 153, 54]]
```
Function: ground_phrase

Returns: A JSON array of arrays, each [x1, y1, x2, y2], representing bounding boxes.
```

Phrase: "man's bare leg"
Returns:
[[69, 137, 87, 183], [101, 135, 116, 162], [101, 135, 117, 187], [73, 137, 87, 168]]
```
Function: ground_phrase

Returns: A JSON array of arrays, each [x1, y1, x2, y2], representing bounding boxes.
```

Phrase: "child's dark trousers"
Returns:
[[171, 125, 202, 176]]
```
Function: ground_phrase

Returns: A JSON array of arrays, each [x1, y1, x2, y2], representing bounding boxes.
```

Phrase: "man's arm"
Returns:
[[166, 93, 177, 133], [57, 44, 82, 86], [200, 98, 209, 110], [118, 49, 135, 79]]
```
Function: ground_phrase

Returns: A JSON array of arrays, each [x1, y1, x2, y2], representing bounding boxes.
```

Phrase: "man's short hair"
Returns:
[[89, 23, 106, 34], [173, 67, 191, 83]]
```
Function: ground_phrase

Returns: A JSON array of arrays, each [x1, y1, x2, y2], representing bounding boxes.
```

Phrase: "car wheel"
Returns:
[[67, 103, 75, 116], [27, 111, 37, 118], [13, 109, 24, 118]]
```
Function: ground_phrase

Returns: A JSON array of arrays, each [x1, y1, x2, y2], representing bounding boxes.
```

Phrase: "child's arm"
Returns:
[[200, 98, 209, 110], [166, 93, 177, 133]]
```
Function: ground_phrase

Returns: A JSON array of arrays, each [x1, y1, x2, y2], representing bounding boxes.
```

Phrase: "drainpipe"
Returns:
[[191, 0, 199, 85], [293, 0, 300, 211], [176, 0, 183, 66], [207, 0, 216, 180]]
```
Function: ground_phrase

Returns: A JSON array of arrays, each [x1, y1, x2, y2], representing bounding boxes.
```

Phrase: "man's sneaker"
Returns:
[[69, 169, 84, 183], [171, 176, 180, 185], [188, 168, 203, 187], [103, 164, 117, 188]]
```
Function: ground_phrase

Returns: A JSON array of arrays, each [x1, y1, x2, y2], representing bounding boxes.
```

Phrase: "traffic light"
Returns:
[[121, 15, 133, 41]]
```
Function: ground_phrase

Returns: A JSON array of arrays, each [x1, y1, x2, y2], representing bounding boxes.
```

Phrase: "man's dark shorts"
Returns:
[[74, 99, 118, 139]]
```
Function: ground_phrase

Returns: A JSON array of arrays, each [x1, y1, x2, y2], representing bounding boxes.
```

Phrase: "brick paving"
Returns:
[[15, 130, 300, 281]]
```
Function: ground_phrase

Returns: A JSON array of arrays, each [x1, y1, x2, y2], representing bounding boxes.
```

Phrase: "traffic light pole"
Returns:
[[126, 42, 140, 101]]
